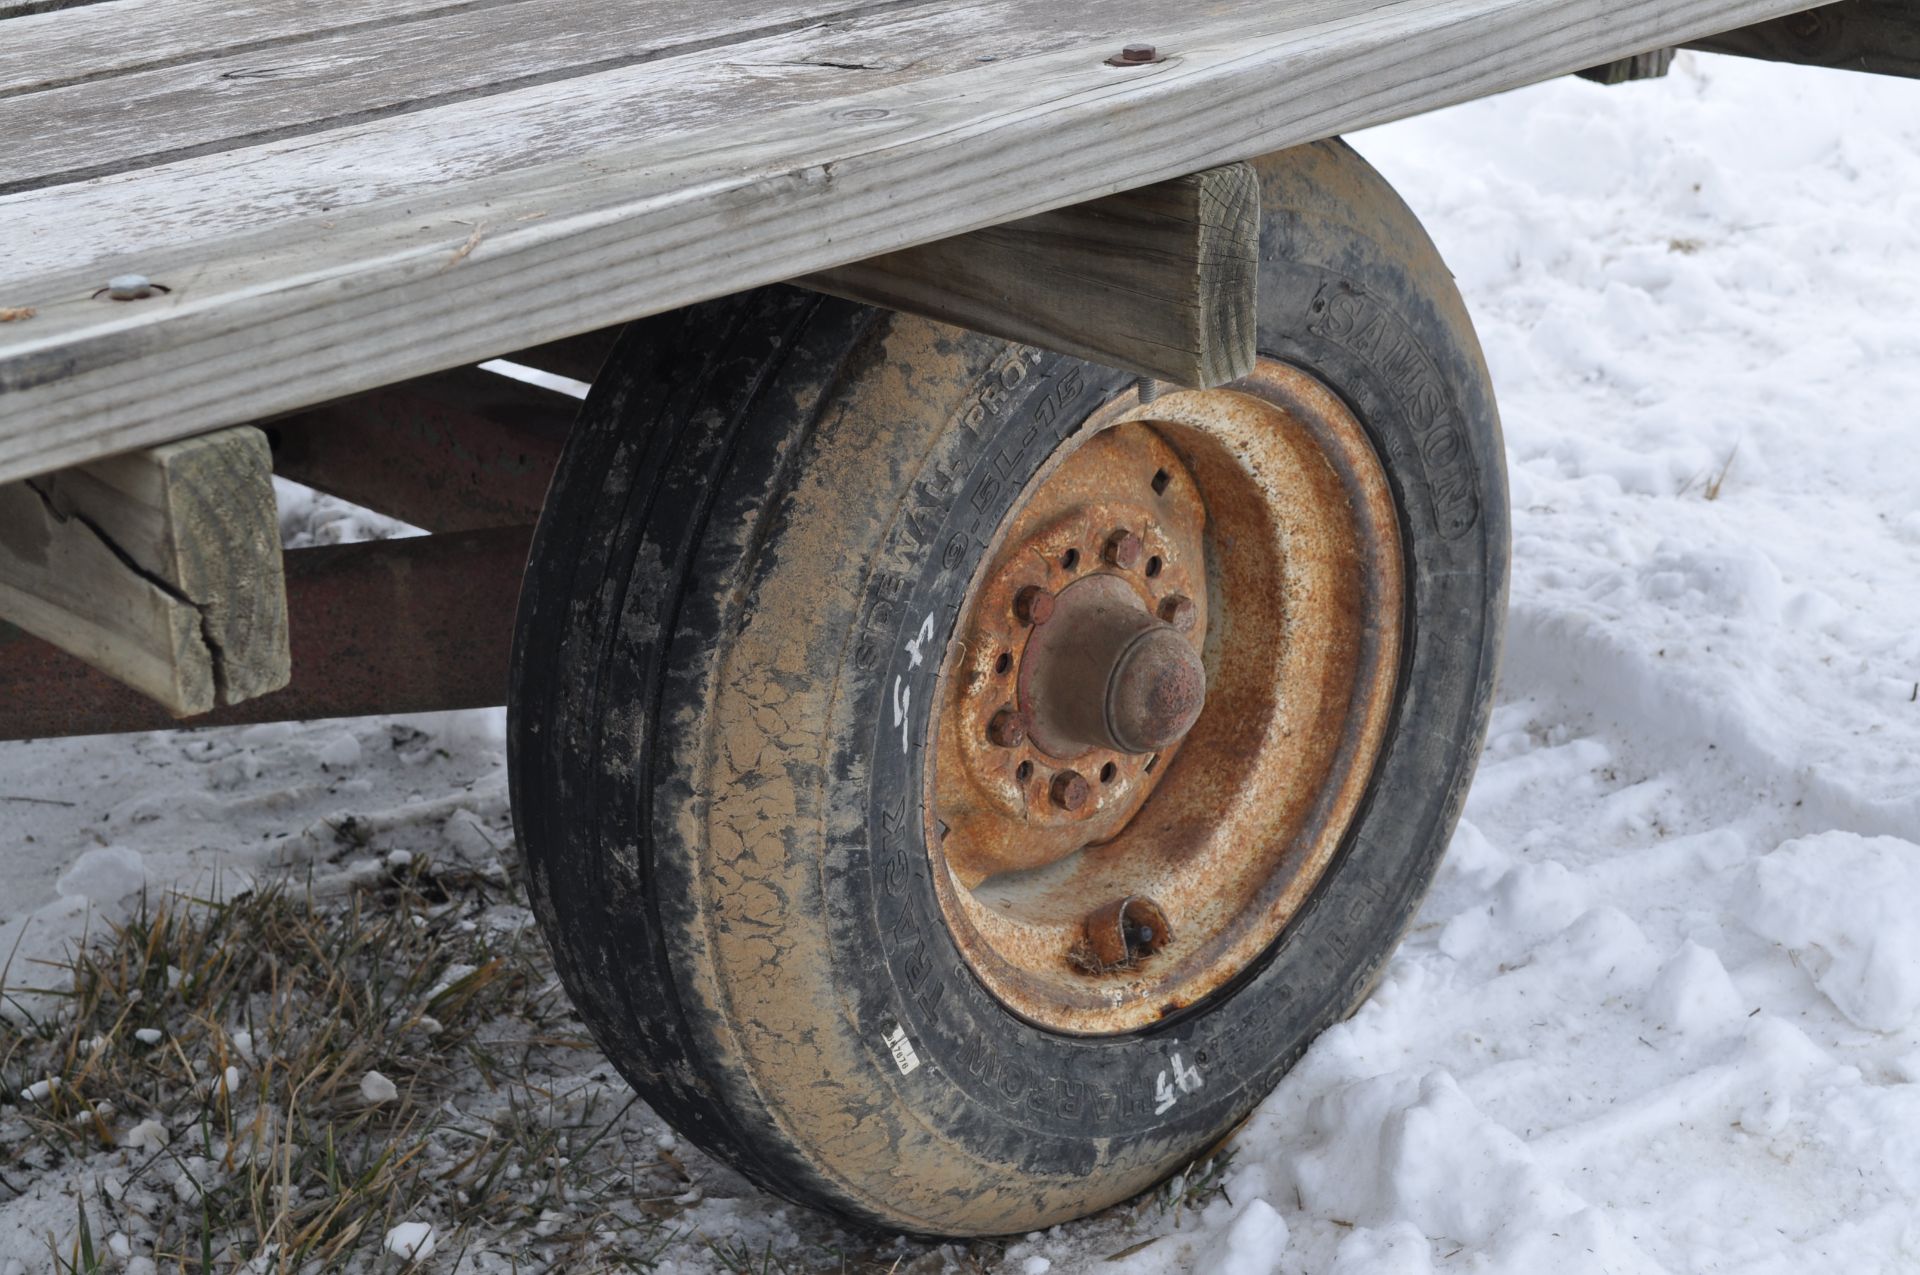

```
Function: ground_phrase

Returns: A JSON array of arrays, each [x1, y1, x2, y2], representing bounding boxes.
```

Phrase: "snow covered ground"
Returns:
[[5, 50, 1920, 1274]]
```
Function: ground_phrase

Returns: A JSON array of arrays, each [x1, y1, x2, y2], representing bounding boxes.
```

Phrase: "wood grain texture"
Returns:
[[0, 526, 529, 740], [0, 0, 932, 190], [1692, 1, 1919, 78], [0, 1, 1091, 275], [805, 163, 1258, 386], [0, 427, 288, 713], [0, 0, 1822, 484], [0, 0, 544, 98], [0, 0, 118, 19]]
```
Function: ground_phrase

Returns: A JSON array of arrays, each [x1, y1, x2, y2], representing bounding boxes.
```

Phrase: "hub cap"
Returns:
[[925, 361, 1406, 1034]]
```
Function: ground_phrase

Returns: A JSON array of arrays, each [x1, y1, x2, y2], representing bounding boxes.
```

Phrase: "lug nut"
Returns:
[[1158, 594, 1196, 631], [1103, 530, 1144, 570], [1050, 769, 1091, 812], [1014, 585, 1055, 626], [987, 709, 1026, 748]]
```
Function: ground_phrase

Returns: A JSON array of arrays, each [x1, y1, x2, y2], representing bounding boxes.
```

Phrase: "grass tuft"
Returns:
[[3, 850, 1232, 1271]]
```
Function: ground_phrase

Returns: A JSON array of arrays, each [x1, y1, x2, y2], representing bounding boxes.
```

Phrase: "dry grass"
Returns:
[[1, 848, 1230, 1273], [1678, 441, 1740, 501], [0, 854, 697, 1272]]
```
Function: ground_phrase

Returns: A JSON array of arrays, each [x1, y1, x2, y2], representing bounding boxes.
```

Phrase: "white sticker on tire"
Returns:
[[1154, 1052, 1204, 1114], [882, 1023, 922, 1075]]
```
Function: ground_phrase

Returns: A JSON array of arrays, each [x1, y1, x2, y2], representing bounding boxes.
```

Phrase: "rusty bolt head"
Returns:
[[1013, 585, 1055, 626], [1049, 769, 1091, 812], [1158, 594, 1196, 631], [987, 708, 1026, 748], [1103, 530, 1145, 570], [1112, 43, 1157, 64]]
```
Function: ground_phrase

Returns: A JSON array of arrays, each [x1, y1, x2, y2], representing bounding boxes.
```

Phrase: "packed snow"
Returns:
[[3, 50, 1918, 1274]]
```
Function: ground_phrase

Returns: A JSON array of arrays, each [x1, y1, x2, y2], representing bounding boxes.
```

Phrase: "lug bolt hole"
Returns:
[[994, 651, 1013, 675], [1099, 761, 1117, 784], [1061, 547, 1080, 571], [1145, 555, 1163, 578], [1016, 760, 1034, 782], [1151, 468, 1171, 494]]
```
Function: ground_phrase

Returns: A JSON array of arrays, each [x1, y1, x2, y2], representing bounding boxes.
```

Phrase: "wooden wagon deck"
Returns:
[[0, 0, 1820, 486]]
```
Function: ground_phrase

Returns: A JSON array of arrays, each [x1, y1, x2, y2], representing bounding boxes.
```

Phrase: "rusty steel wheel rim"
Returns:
[[924, 360, 1406, 1035]]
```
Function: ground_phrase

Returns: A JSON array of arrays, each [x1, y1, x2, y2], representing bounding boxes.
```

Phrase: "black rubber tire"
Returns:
[[508, 138, 1509, 1236]]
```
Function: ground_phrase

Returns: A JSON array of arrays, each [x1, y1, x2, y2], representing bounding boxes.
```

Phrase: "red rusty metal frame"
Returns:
[[268, 368, 567, 533], [0, 527, 530, 741], [502, 326, 624, 385]]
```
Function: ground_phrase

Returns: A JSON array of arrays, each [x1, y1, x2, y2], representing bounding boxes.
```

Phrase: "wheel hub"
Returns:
[[1019, 573, 1208, 758], [925, 361, 1406, 1035]]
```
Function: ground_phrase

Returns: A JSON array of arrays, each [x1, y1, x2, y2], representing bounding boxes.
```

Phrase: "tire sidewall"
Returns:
[[818, 140, 1508, 1188]]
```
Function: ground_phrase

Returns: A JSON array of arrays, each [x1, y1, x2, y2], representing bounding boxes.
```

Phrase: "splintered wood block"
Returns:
[[0, 426, 289, 715], [804, 163, 1259, 388]]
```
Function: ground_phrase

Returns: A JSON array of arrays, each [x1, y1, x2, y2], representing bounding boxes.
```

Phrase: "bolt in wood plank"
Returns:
[[0, 427, 289, 714], [804, 163, 1258, 388], [0, 0, 1827, 485]]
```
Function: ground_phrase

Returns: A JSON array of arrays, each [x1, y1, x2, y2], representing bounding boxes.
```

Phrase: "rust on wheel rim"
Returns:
[[924, 360, 1405, 1035]]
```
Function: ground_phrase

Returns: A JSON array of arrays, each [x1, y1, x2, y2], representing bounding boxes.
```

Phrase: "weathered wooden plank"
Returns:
[[1692, 1, 1920, 78], [806, 163, 1259, 387], [0, 0, 922, 190], [0, 1, 1070, 277], [0, 0, 1823, 485], [0, 526, 528, 740], [0, 0, 120, 19], [0, 0, 543, 97], [0, 428, 288, 713], [269, 367, 569, 531]]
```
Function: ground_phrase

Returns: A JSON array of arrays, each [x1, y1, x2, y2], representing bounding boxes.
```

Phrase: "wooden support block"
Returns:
[[0, 427, 289, 716], [0, 527, 528, 741], [268, 367, 569, 533], [1577, 47, 1677, 83], [803, 163, 1260, 389], [1691, 2, 1920, 79]]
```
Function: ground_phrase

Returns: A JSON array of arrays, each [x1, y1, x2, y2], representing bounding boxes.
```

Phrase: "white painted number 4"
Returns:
[[1154, 1053, 1204, 1115], [892, 612, 937, 755]]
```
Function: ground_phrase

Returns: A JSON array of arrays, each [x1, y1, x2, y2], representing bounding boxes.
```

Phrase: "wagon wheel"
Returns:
[[508, 137, 1507, 1235]]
